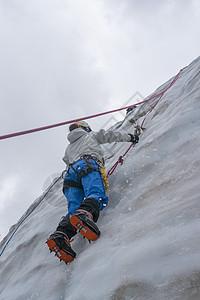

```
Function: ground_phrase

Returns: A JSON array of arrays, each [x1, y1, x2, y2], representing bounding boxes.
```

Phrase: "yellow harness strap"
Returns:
[[101, 165, 109, 192]]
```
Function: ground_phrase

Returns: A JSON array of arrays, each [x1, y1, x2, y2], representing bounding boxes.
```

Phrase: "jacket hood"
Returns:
[[67, 128, 88, 143]]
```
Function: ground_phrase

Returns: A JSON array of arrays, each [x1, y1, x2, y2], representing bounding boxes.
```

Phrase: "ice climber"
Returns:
[[46, 121, 139, 263]]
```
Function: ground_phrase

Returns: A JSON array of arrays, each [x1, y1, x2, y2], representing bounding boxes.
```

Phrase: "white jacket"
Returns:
[[62, 128, 131, 167]]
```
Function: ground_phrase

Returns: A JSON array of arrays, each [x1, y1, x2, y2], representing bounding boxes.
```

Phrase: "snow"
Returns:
[[0, 57, 200, 300]]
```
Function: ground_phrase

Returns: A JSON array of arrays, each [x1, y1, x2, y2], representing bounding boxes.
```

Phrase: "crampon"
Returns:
[[46, 231, 76, 264], [70, 209, 101, 241]]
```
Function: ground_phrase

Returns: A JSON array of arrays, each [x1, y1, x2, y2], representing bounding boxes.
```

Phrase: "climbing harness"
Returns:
[[82, 155, 109, 192], [63, 155, 108, 192]]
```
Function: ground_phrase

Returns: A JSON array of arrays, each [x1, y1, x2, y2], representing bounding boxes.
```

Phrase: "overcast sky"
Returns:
[[0, 0, 199, 239]]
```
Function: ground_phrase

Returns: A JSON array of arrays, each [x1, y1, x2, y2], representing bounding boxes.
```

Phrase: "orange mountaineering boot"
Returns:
[[46, 231, 76, 264], [70, 209, 101, 241]]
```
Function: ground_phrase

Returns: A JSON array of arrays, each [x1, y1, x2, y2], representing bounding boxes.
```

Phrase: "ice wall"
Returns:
[[0, 57, 200, 300]]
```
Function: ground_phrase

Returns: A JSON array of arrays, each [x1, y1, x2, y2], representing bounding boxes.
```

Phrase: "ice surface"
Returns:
[[0, 57, 200, 300]]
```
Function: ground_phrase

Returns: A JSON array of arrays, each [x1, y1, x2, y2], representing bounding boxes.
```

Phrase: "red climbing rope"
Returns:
[[140, 68, 182, 128], [0, 69, 182, 141], [107, 143, 133, 176], [0, 101, 154, 140], [107, 69, 183, 176]]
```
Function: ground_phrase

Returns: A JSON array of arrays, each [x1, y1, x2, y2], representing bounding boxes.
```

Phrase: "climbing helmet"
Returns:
[[71, 121, 92, 132]]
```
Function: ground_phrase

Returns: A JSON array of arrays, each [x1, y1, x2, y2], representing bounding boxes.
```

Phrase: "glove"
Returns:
[[128, 134, 139, 144]]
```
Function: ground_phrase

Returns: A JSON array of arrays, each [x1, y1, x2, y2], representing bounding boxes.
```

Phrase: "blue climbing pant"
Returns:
[[63, 158, 108, 215]]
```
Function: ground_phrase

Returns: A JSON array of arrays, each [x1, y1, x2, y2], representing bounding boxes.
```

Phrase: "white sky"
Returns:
[[0, 0, 200, 239]]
